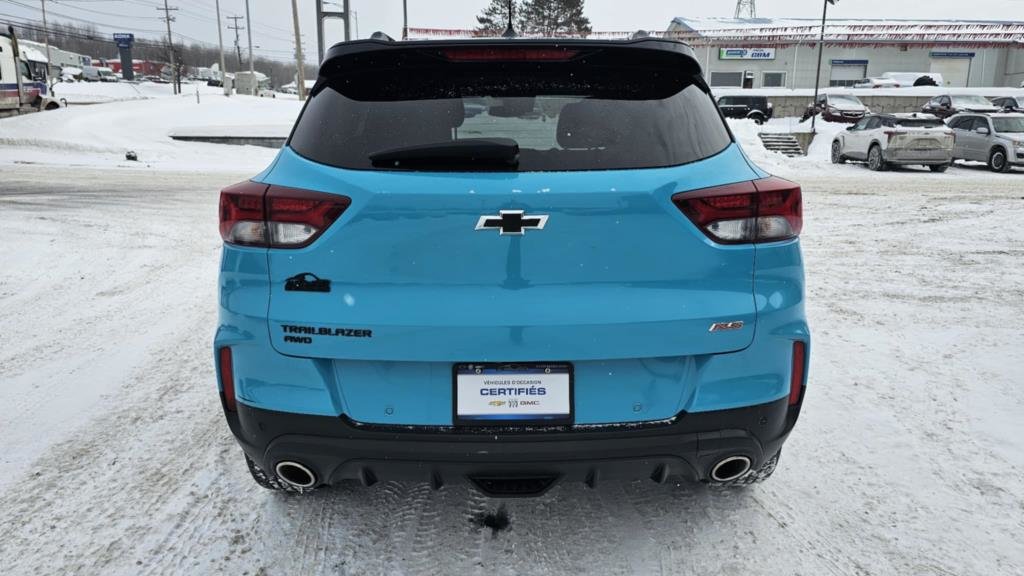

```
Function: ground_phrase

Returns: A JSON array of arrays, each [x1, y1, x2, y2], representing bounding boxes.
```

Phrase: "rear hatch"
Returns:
[[263, 40, 760, 364], [888, 116, 954, 150]]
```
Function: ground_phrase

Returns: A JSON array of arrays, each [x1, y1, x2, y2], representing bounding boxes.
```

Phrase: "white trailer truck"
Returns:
[[1, 26, 60, 118]]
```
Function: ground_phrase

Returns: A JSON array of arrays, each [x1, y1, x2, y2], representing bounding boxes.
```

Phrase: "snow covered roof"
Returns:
[[17, 41, 49, 63], [667, 17, 1024, 47]]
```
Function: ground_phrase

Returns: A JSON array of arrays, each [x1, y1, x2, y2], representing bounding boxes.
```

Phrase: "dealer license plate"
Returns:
[[453, 363, 573, 426]]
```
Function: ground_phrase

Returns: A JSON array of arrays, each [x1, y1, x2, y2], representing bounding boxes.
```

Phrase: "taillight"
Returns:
[[218, 182, 351, 248], [789, 341, 807, 406], [218, 347, 236, 411], [672, 177, 802, 244]]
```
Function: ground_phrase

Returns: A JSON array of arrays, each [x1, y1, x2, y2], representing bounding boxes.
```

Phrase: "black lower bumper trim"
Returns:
[[225, 397, 800, 491]]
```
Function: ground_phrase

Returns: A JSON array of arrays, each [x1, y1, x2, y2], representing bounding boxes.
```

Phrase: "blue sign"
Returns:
[[930, 51, 974, 58], [831, 59, 868, 65], [113, 33, 134, 49]]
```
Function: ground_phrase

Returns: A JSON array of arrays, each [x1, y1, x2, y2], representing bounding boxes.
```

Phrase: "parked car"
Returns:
[[800, 93, 868, 123], [853, 77, 899, 89], [831, 113, 953, 171], [990, 96, 1023, 112], [216, 36, 809, 496], [880, 72, 943, 87], [948, 112, 1024, 172], [716, 95, 773, 124], [854, 72, 943, 89], [921, 94, 1000, 118]]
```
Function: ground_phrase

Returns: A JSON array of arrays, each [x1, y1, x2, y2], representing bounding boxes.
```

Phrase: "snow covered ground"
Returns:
[[0, 82, 299, 172], [0, 160, 1022, 574]]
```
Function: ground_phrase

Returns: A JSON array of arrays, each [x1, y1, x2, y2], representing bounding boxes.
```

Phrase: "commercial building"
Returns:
[[665, 17, 1024, 89]]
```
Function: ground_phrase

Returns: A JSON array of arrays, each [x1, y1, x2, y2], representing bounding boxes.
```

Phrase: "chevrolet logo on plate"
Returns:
[[475, 210, 549, 235]]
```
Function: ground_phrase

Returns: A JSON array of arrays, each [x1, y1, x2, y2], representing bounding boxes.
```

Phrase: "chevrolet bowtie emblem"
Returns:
[[475, 210, 549, 235]]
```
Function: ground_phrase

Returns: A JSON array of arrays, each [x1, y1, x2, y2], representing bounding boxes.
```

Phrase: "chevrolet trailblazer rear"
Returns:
[[214, 36, 809, 497]]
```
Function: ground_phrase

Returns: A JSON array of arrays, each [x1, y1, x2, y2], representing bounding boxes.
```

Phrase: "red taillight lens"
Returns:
[[219, 181, 267, 246], [672, 176, 802, 244], [218, 347, 236, 412], [440, 47, 580, 61], [789, 341, 806, 406], [218, 182, 351, 249]]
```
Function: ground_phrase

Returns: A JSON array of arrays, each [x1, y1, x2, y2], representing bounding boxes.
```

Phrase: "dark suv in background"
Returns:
[[716, 95, 773, 124], [921, 94, 1000, 119]]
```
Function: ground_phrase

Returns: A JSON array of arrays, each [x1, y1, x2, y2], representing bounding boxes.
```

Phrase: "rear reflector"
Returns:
[[789, 341, 806, 406], [440, 47, 580, 62], [219, 182, 351, 248], [218, 347, 236, 412], [672, 176, 802, 244]]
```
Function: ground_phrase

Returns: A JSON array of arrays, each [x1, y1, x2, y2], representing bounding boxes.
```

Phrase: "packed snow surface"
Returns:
[[1, 86, 1023, 575]]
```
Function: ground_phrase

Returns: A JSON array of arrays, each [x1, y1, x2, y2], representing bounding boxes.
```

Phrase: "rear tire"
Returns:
[[244, 453, 308, 493], [749, 113, 765, 125], [867, 144, 887, 171], [708, 452, 780, 489], [988, 148, 1010, 172], [929, 163, 949, 173], [831, 141, 845, 164]]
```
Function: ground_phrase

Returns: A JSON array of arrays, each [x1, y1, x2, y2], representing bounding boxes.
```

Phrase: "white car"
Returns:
[[853, 77, 899, 89], [880, 72, 944, 87], [831, 113, 954, 172], [948, 112, 1024, 172]]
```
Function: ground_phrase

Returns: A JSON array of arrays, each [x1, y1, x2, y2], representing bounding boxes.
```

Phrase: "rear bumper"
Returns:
[[883, 148, 952, 164], [226, 395, 801, 494]]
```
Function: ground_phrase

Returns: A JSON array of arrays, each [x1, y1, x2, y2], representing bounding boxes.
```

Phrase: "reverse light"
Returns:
[[218, 347, 236, 412], [219, 182, 351, 248], [672, 177, 802, 244], [789, 341, 807, 406]]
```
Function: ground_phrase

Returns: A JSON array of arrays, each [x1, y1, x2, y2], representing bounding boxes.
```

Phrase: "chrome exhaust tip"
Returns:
[[275, 461, 317, 489], [709, 456, 752, 482]]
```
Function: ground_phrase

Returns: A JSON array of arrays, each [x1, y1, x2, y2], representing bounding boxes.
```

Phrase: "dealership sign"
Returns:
[[719, 48, 776, 60]]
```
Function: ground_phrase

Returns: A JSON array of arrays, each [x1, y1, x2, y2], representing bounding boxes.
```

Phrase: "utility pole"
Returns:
[[39, 0, 53, 82], [244, 0, 255, 95], [317, 0, 351, 63], [810, 0, 836, 135], [227, 15, 244, 69], [290, 0, 306, 101], [156, 0, 179, 94], [402, 0, 408, 40], [215, 0, 229, 96]]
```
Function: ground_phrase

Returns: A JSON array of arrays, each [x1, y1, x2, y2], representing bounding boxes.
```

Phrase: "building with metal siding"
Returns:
[[665, 17, 1024, 89]]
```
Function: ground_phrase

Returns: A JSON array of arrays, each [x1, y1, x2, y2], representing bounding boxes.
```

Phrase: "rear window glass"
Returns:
[[289, 50, 730, 172], [892, 117, 945, 128], [719, 96, 762, 106]]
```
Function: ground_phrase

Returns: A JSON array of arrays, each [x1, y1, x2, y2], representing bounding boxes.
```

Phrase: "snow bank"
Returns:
[[0, 86, 302, 172]]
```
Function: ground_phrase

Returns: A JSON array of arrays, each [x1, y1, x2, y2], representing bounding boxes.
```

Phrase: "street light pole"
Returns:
[[290, 0, 306, 101], [810, 0, 834, 134], [39, 0, 53, 82], [402, 0, 408, 40], [244, 0, 255, 95], [215, 0, 229, 96]]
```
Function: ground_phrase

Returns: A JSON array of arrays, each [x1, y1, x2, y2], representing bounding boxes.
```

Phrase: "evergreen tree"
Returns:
[[521, 0, 591, 36], [475, 0, 526, 35]]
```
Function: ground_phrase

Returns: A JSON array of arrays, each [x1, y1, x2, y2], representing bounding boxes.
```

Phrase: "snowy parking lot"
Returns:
[[1, 157, 1021, 574]]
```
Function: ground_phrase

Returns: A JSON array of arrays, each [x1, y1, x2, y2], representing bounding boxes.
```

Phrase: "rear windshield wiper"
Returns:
[[369, 138, 519, 169]]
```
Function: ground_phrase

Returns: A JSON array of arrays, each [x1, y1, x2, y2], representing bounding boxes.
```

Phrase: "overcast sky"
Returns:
[[2, 0, 1020, 64]]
